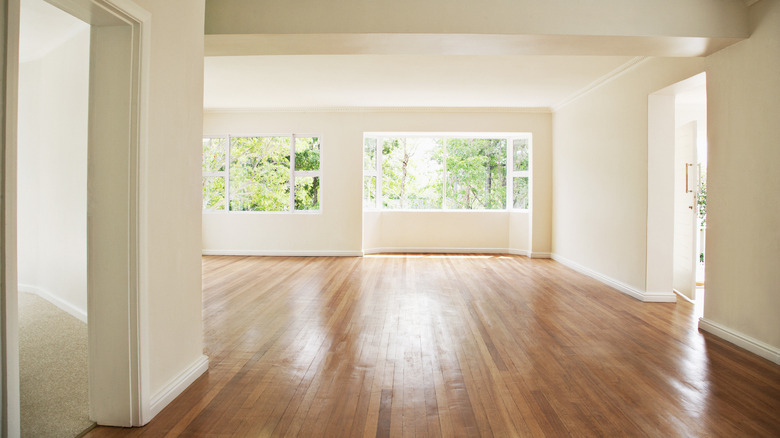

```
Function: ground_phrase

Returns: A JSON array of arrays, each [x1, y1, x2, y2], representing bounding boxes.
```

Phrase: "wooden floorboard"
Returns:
[[84, 255, 780, 437]]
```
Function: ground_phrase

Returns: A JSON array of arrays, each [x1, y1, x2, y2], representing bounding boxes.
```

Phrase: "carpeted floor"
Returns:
[[19, 291, 94, 438]]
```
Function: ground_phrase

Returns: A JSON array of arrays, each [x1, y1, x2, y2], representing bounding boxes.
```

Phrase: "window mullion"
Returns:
[[376, 137, 383, 209], [442, 137, 447, 209], [290, 134, 296, 211], [506, 137, 513, 210], [225, 135, 231, 211]]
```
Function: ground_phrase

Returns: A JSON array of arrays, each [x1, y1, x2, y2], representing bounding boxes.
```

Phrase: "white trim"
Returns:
[[551, 253, 677, 303], [204, 106, 552, 114], [17, 284, 87, 323], [553, 57, 649, 112], [507, 249, 530, 257], [202, 249, 363, 257], [673, 289, 696, 304], [363, 247, 511, 255], [530, 252, 551, 259], [699, 318, 780, 365], [146, 355, 209, 422], [641, 291, 679, 303], [53, 0, 152, 427]]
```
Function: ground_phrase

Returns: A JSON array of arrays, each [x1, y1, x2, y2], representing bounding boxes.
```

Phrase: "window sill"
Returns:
[[202, 210, 322, 215], [363, 209, 530, 213]]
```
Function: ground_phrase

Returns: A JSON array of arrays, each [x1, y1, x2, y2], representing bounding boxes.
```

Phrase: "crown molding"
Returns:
[[204, 106, 552, 114], [552, 57, 649, 112]]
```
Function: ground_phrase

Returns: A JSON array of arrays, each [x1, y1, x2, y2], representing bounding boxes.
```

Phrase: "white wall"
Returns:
[[364, 211, 511, 253], [17, 25, 89, 320], [2, 1, 22, 434], [202, 110, 552, 256], [133, 0, 207, 401], [552, 57, 705, 294], [703, 0, 780, 355]]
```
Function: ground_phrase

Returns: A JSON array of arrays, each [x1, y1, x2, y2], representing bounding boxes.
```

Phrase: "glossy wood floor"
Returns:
[[85, 255, 780, 437]]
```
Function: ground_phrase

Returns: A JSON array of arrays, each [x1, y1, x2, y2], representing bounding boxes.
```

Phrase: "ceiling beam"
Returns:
[[206, 33, 744, 58]]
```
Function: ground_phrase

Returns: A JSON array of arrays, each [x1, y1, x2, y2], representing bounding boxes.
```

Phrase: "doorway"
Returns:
[[646, 72, 707, 309], [3, 0, 152, 433], [18, 0, 91, 435], [673, 83, 707, 314]]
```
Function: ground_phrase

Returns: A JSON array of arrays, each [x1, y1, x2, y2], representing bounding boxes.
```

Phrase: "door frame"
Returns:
[[646, 72, 706, 302], [2, 0, 152, 433], [672, 120, 699, 301]]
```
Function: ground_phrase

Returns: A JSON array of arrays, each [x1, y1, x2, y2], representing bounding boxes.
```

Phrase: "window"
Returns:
[[202, 134, 321, 212], [511, 137, 530, 209], [202, 137, 227, 210], [363, 133, 530, 210]]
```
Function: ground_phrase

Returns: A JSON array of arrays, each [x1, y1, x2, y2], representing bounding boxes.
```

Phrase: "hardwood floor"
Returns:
[[85, 255, 780, 437]]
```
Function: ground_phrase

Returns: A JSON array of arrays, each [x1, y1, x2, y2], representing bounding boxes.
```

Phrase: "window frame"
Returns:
[[363, 132, 532, 212], [202, 133, 322, 213], [202, 135, 229, 210], [509, 136, 532, 210]]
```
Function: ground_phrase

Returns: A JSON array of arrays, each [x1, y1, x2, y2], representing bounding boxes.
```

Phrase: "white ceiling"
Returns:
[[204, 54, 639, 110], [19, 0, 665, 111]]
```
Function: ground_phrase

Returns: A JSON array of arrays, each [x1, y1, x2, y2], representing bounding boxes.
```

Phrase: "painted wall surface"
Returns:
[[646, 93, 675, 295], [364, 211, 512, 253], [132, 0, 206, 397], [552, 57, 704, 292], [205, 0, 746, 39], [203, 110, 551, 255], [704, 0, 780, 349], [2, 0, 22, 434], [509, 212, 530, 253], [530, 124, 553, 256], [17, 27, 88, 319]]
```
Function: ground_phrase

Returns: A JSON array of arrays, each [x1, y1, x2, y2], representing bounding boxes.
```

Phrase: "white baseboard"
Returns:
[[698, 318, 780, 365], [641, 291, 679, 303], [18, 283, 88, 323], [363, 247, 511, 255], [550, 254, 677, 303], [205, 248, 538, 257], [146, 354, 209, 423], [202, 249, 363, 257], [672, 289, 696, 304]]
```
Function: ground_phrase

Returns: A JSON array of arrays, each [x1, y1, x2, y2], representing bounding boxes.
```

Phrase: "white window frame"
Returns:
[[202, 133, 322, 213], [202, 135, 229, 210], [362, 132, 531, 211], [509, 136, 532, 211], [362, 137, 382, 209]]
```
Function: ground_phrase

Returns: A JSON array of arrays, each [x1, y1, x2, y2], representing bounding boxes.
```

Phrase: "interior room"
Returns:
[[0, 0, 778, 436], [17, 0, 91, 435]]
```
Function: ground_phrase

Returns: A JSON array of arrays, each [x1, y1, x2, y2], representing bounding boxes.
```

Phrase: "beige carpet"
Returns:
[[19, 291, 94, 438]]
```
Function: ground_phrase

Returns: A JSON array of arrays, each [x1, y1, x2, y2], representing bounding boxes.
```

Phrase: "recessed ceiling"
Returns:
[[20, 0, 88, 63], [204, 55, 639, 110]]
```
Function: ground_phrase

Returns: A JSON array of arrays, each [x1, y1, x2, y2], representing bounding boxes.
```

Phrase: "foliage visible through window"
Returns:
[[202, 137, 227, 210], [511, 138, 530, 209], [202, 135, 321, 212], [363, 134, 530, 210]]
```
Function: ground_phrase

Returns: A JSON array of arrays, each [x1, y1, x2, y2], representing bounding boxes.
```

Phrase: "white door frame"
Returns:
[[646, 72, 706, 303], [2, 0, 151, 433]]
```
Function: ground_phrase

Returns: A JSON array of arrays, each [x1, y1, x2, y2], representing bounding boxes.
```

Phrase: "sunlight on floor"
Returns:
[[364, 254, 496, 259]]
